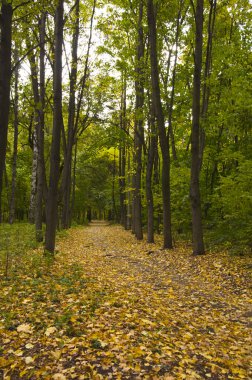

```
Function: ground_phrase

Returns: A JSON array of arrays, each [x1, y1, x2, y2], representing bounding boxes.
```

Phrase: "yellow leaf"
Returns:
[[51, 350, 62, 360], [24, 356, 34, 364], [0, 357, 11, 368], [17, 324, 33, 334], [52, 374, 67, 380], [45, 326, 57, 336], [25, 343, 34, 349], [14, 350, 24, 357]]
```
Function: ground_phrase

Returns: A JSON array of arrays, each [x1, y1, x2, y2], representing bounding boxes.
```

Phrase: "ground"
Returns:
[[0, 222, 251, 379]]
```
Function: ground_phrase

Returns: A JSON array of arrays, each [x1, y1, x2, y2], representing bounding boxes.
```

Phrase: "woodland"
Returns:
[[0, 0, 252, 378]]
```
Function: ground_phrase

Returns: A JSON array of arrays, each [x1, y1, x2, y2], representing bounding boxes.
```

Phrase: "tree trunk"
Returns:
[[35, 12, 47, 242], [126, 148, 132, 230], [190, 0, 205, 255], [9, 48, 19, 225], [132, 0, 144, 240], [29, 127, 38, 223], [0, 2, 13, 223], [119, 75, 127, 227], [112, 148, 117, 221], [62, 0, 79, 229], [147, 0, 173, 249], [167, 2, 184, 163], [45, 0, 64, 253], [71, 139, 78, 219], [199, 0, 217, 168], [146, 98, 156, 243], [27, 49, 40, 224]]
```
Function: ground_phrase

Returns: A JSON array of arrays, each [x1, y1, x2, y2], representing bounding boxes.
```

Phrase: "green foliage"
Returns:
[[209, 160, 252, 250], [0, 223, 41, 279]]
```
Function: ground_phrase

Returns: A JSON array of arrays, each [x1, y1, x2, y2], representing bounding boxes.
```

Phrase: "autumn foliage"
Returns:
[[0, 223, 251, 379]]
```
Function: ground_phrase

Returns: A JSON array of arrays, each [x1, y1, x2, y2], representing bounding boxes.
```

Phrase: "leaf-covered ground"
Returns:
[[0, 222, 251, 379]]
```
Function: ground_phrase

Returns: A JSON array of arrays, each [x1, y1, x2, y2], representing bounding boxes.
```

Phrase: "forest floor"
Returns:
[[0, 222, 251, 380]]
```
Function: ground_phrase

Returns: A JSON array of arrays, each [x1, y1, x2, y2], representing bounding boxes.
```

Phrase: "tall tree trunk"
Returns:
[[199, 0, 216, 167], [190, 0, 205, 255], [119, 142, 127, 226], [166, 1, 184, 163], [45, 0, 64, 253], [119, 75, 127, 227], [147, 0, 173, 249], [29, 126, 38, 223], [112, 148, 117, 221], [71, 139, 78, 219], [62, 0, 79, 229], [35, 12, 47, 242], [0, 2, 13, 223], [27, 48, 40, 224], [74, 0, 96, 133], [146, 98, 156, 243], [9, 48, 19, 225], [132, 0, 144, 240], [126, 148, 132, 230]]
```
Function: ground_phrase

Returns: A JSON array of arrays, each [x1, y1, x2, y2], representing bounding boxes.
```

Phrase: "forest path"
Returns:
[[56, 224, 251, 379], [1, 224, 251, 379]]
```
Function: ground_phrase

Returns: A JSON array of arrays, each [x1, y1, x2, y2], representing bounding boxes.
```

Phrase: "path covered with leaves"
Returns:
[[0, 223, 251, 379]]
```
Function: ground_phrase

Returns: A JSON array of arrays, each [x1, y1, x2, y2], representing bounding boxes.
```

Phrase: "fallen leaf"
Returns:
[[45, 326, 57, 336], [17, 324, 33, 334], [52, 374, 67, 380], [24, 356, 34, 364]]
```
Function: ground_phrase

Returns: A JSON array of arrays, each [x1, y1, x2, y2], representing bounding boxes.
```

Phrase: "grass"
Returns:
[[0, 222, 72, 279]]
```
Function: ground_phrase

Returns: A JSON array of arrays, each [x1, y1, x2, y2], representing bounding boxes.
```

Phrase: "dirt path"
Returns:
[[56, 224, 251, 379], [1, 224, 251, 379]]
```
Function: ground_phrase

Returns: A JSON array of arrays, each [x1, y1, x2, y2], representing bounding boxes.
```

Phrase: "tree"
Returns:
[[0, 1, 13, 222], [61, 0, 96, 229], [45, 0, 64, 253], [147, 0, 173, 249], [9, 47, 19, 225], [132, 0, 144, 240], [190, 0, 205, 255]]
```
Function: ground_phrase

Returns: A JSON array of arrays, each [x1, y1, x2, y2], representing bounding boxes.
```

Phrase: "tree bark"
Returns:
[[0, 2, 13, 223], [126, 148, 132, 230], [112, 148, 117, 221], [146, 98, 156, 243], [29, 126, 38, 223], [199, 0, 217, 168], [61, 0, 79, 229], [45, 0, 64, 253], [71, 139, 78, 218], [35, 12, 47, 242], [147, 0, 173, 249], [119, 76, 127, 227], [190, 0, 205, 255], [132, 0, 144, 240], [9, 48, 19, 225]]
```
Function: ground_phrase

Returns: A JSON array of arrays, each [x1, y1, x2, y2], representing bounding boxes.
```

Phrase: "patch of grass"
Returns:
[[0, 223, 42, 279]]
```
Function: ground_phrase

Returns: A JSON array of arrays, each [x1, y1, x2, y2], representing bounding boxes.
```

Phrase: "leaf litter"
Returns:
[[0, 224, 251, 379]]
